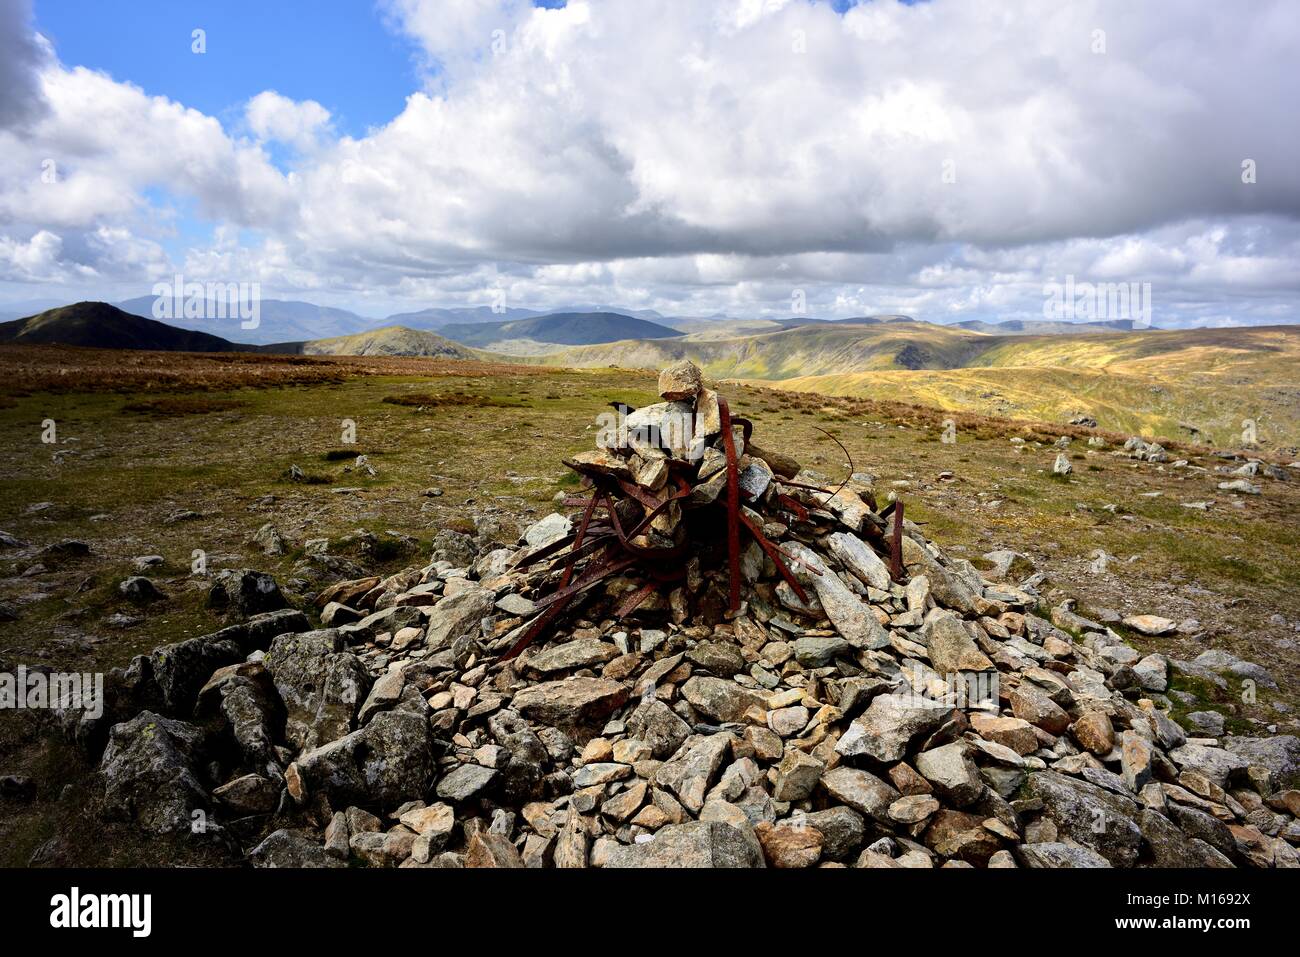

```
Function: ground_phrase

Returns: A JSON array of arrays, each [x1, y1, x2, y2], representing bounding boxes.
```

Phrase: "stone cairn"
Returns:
[[68, 361, 1300, 868]]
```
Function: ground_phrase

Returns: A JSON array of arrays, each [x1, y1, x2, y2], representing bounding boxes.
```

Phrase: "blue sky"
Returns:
[[28, 0, 426, 277], [32, 0, 422, 140], [0, 0, 1295, 326]]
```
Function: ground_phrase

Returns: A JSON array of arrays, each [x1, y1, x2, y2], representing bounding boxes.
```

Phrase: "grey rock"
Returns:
[[512, 677, 628, 729], [924, 615, 994, 674], [1185, 711, 1225, 735], [319, 602, 362, 627], [654, 733, 734, 814], [1222, 735, 1300, 781], [820, 766, 899, 823], [657, 359, 703, 401], [289, 710, 434, 808], [527, 637, 620, 674], [771, 750, 825, 802], [793, 634, 852, 668], [1165, 804, 1239, 861], [118, 576, 165, 603], [1016, 842, 1111, 868], [625, 697, 692, 760], [249, 829, 345, 868], [1027, 771, 1142, 867], [836, 693, 951, 763], [1139, 809, 1233, 867], [602, 821, 764, 868], [901, 536, 980, 615], [99, 711, 210, 835], [681, 676, 766, 723], [783, 542, 891, 649], [265, 630, 371, 751], [803, 806, 866, 861], [1168, 744, 1249, 788], [431, 529, 477, 567], [914, 743, 983, 807], [1194, 650, 1277, 689], [521, 513, 572, 550], [436, 763, 498, 802], [826, 532, 892, 592], [686, 640, 746, 677], [425, 587, 495, 652], [207, 569, 287, 616]]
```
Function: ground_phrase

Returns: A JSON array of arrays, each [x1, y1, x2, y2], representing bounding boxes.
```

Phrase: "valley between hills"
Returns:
[[4, 301, 1298, 449]]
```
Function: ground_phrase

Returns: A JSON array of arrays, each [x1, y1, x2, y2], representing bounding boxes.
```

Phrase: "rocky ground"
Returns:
[[3, 360, 1297, 869]]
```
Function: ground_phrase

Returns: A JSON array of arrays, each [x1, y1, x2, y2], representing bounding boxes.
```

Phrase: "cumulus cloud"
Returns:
[[245, 91, 333, 153], [0, 0, 1297, 325], [0, 0, 48, 131]]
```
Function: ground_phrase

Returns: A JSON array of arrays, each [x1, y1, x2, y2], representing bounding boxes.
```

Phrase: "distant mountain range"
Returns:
[[436, 312, 683, 354], [0, 302, 258, 352], [0, 301, 651, 359], [0, 301, 1167, 362], [6, 299, 1297, 444], [115, 295, 376, 345], [953, 318, 1144, 335]]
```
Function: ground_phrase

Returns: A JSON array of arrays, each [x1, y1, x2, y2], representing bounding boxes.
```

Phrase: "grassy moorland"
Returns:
[[0, 344, 1297, 863], [532, 323, 1300, 445]]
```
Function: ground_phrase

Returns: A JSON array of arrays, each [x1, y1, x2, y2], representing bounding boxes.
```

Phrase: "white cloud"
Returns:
[[0, 0, 1297, 326], [245, 91, 333, 153]]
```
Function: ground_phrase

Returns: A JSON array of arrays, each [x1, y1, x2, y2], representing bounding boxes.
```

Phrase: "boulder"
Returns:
[[836, 694, 952, 763], [1027, 771, 1142, 867], [512, 678, 629, 729], [1016, 842, 1111, 868], [288, 710, 434, 809], [248, 829, 345, 868], [783, 542, 891, 649], [602, 821, 764, 868], [265, 630, 371, 751], [207, 569, 288, 616], [99, 711, 210, 835]]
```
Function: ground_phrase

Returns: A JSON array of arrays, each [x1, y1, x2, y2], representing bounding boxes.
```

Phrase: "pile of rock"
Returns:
[[54, 363, 1300, 868]]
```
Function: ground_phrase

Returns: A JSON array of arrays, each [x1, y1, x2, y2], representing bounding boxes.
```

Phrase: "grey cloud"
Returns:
[[0, 0, 49, 131]]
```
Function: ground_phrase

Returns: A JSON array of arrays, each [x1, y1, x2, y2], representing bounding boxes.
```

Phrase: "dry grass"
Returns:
[[0, 344, 556, 395], [1, 347, 1298, 866], [121, 396, 246, 416], [381, 391, 525, 409]]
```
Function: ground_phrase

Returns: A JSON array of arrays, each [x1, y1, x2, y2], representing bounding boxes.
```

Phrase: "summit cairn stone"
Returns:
[[76, 362, 1299, 871]]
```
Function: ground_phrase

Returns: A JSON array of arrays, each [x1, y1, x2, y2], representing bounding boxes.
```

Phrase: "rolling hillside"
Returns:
[[0, 302, 253, 352], [437, 311, 683, 354], [537, 322, 1300, 446], [287, 326, 476, 359], [537, 320, 992, 377]]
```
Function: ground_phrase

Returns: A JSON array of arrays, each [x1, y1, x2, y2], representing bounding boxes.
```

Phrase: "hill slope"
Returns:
[[287, 326, 477, 359], [0, 302, 250, 352], [118, 296, 374, 345], [537, 320, 993, 377], [535, 322, 1300, 445], [438, 311, 683, 354]]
